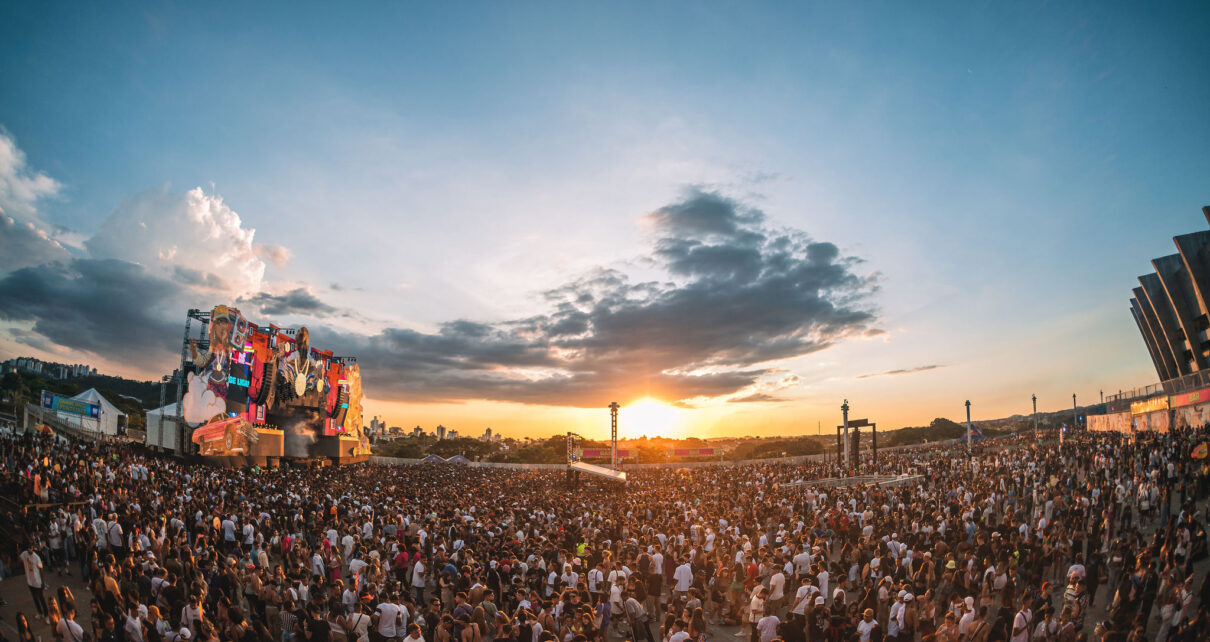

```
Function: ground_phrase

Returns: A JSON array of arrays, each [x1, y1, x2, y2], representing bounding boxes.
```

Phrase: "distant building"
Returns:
[[479, 427, 495, 442], [3, 357, 96, 380], [447, 429, 460, 439], [436, 424, 447, 440], [411, 425, 425, 438]]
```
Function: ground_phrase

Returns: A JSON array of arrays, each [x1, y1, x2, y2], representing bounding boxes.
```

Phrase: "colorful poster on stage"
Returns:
[[181, 304, 364, 457]]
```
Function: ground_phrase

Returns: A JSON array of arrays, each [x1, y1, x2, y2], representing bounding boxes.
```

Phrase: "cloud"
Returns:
[[728, 393, 784, 403], [85, 186, 267, 298], [0, 258, 182, 368], [315, 187, 880, 406], [856, 364, 945, 379], [239, 287, 339, 317], [0, 214, 72, 272], [254, 243, 292, 269], [0, 129, 61, 223]]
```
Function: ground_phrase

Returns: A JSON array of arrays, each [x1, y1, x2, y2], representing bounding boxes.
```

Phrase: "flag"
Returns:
[[1192, 442, 1208, 460]]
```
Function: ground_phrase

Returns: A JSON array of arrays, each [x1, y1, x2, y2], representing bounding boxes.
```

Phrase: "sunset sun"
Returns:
[[623, 397, 687, 438]]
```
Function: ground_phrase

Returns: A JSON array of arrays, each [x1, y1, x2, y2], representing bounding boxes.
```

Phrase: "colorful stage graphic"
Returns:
[[181, 305, 368, 462]]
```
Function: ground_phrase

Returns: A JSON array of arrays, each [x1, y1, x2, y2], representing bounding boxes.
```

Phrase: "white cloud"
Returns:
[[86, 186, 268, 298], [0, 129, 61, 224]]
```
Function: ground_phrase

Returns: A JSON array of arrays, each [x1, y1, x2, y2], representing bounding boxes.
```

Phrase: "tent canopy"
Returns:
[[67, 388, 126, 435]]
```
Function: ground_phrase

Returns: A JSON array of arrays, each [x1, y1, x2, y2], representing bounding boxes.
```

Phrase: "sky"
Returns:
[[1, 1, 1209, 440]]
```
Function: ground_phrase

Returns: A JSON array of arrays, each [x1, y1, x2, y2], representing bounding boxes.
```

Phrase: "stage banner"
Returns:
[[40, 391, 100, 419]]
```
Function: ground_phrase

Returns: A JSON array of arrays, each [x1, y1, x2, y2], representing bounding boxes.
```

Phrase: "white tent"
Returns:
[[146, 403, 186, 452], [69, 388, 127, 436]]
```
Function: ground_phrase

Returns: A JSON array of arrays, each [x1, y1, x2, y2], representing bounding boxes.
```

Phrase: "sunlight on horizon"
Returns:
[[621, 397, 691, 439]]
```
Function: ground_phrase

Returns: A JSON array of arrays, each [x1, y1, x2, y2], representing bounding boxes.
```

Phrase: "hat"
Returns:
[[180, 628, 192, 640], [904, 593, 914, 602], [138, 605, 149, 618], [964, 596, 975, 609], [946, 561, 957, 570], [897, 590, 907, 599]]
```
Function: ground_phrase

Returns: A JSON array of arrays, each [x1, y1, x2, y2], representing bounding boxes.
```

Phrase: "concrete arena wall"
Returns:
[[1089, 412, 1132, 432], [368, 439, 950, 471]]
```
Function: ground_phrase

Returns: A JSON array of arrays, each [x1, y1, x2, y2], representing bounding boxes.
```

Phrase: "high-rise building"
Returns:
[[436, 424, 446, 440]]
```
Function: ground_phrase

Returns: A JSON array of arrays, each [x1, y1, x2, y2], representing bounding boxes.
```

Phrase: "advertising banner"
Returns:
[[1130, 397, 1169, 415], [40, 390, 100, 418], [576, 448, 632, 459], [672, 447, 718, 457], [1170, 388, 1210, 408]]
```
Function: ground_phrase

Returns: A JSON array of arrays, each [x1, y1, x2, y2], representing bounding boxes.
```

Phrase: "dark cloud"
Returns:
[[239, 287, 339, 317], [0, 258, 181, 367], [856, 364, 945, 379], [0, 214, 71, 271], [316, 187, 880, 406]]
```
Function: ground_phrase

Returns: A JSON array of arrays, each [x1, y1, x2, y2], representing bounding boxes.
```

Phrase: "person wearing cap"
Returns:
[[958, 596, 975, 638], [854, 608, 879, 642]]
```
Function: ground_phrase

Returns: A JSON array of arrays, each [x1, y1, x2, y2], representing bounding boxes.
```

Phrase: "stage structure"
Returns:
[[173, 305, 369, 465], [836, 415, 877, 469], [563, 403, 627, 486]]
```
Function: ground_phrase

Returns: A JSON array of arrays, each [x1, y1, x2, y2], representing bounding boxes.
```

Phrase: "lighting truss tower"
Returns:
[[608, 401, 619, 469]]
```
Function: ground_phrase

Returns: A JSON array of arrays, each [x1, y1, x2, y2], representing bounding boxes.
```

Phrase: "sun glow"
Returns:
[[623, 397, 688, 438]]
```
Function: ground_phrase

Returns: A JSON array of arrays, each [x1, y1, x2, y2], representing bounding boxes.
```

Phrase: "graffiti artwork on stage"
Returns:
[[181, 304, 363, 457]]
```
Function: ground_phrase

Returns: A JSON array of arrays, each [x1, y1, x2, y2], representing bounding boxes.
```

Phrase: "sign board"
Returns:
[[41, 390, 100, 419], [1130, 396, 1169, 415], [1170, 388, 1210, 408], [671, 447, 718, 457], [575, 448, 632, 459], [848, 418, 872, 427]]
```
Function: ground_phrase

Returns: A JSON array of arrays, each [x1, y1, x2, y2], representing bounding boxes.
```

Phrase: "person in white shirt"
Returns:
[[855, 609, 878, 642], [375, 599, 402, 639], [57, 606, 86, 642], [672, 558, 694, 603], [412, 558, 427, 603], [19, 543, 48, 620], [756, 613, 780, 642], [767, 567, 786, 615]]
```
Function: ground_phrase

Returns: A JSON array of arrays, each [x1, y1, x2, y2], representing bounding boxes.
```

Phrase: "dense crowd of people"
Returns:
[[2, 424, 1209, 642]]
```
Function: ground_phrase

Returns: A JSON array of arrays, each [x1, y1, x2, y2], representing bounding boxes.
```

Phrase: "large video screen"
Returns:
[[181, 304, 366, 457]]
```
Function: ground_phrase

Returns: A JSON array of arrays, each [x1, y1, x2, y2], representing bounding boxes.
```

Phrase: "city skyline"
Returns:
[[2, 3, 1209, 440]]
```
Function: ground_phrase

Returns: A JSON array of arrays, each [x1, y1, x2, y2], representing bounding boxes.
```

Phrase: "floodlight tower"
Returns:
[[609, 401, 619, 469], [965, 400, 972, 452], [841, 399, 850, 469]]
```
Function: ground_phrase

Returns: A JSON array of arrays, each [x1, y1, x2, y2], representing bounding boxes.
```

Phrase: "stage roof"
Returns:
[[569, 461, 628, 483]]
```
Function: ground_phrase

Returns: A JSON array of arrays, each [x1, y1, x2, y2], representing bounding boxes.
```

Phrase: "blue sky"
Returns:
[[2, 2, 1208, 437]]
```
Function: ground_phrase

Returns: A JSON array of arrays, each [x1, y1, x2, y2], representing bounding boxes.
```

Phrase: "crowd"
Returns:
[[1, 423, 1209, 642]]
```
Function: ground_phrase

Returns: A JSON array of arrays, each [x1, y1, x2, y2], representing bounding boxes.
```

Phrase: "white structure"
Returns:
[[64, 388, 127, 436], [146, 402, 187, 453]]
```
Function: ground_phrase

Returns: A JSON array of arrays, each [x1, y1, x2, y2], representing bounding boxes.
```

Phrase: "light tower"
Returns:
[[1032, 394, 1038, 440], [841, 399, 850, 468], [965, 400, 972, 452], [608, 401, 619, 469]]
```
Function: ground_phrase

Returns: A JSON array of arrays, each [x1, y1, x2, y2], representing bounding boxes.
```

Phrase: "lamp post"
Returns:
[[1072, 393, 1078, 431], [965, 400, 972, 452], [841, 400, 850, 469], [1032, 394, 1038, 441]]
